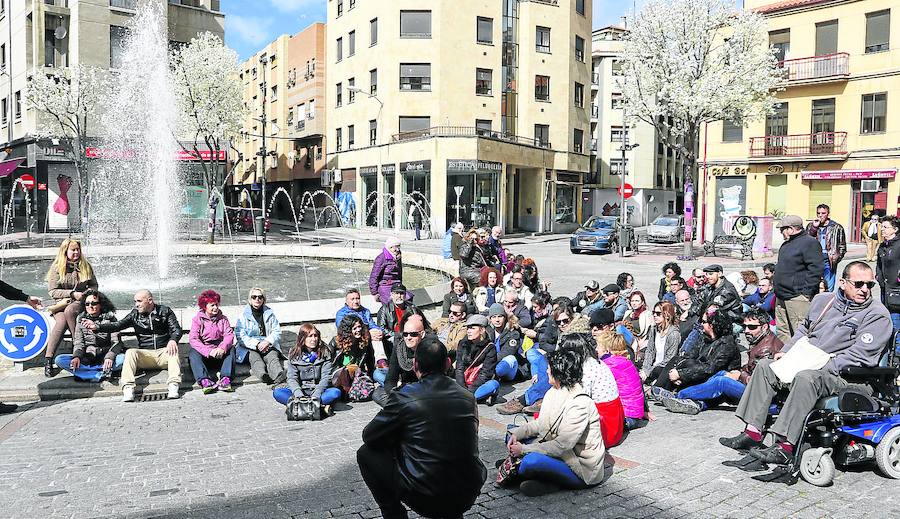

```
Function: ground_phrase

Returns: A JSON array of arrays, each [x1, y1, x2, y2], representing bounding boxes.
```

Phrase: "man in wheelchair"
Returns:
[[719, 261, 892, 466]]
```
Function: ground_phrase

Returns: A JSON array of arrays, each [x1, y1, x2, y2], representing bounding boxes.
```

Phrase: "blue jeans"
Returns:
[[823, 259, 835, 292], [680, 327, 703, 354], [518, 452, 588, 490], [677, 370, 746, 410], [496, 355, 518, 381], [273, 386, 341, 405], [188, 348, 235, 383], [474, 379, 500, 401], [55, 353, 125, 382], [372, 367, 388, 386], [523, 348, 551, 406]]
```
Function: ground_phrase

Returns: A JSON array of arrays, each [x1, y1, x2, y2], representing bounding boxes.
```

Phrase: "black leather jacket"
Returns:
[[376, 301, 419, 342], [97, 304, 183, 350], [362, 373, 486, 499], [694, 279, 743, 323], [674, 334, 741, 387]]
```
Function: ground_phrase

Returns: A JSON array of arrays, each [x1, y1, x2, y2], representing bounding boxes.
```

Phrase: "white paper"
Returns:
[[770, 336, 833, 384]]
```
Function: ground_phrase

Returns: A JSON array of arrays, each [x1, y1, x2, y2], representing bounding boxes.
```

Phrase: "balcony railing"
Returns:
[[749, 131, 847, 158], [778, 53, 849, 82], [109, 0, 137, 9], [391, 125, 547, 148]]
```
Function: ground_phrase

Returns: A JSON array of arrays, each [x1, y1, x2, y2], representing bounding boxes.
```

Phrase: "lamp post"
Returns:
[[257, 54, 269, 245], [348, 86, 384, 230], [617, 141, 639, 258]]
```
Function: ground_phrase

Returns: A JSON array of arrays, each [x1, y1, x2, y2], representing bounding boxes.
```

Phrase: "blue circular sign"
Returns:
[[0, 305, 52, 362]]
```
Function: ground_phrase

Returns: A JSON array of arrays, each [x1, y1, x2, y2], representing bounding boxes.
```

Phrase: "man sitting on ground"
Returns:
[[720, 261, 891, 465], [743, 277, 776, 322], [377, 282, 418, 344], [505, 267, 535, 309], [432, 300, 468, 356], [663, 277, 686, 305], [502, 290, 533, 329], [572, 281, 602, 314], [675, 290, 698, 342], [590, 284, 628, 321], [694, 265, 742, 323]]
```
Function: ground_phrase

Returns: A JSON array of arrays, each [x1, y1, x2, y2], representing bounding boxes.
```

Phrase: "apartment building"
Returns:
[[234, 22, 327, 221], [0, 0, 223, 231], [700, 0, 898, 242], [326, 0, 592, 234], [586, 25, 687, 226]]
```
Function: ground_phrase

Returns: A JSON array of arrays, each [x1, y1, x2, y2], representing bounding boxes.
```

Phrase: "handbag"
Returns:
[[285, 395, 321, 421], [347, 370, 376, 402], [463, 343, 492, 387]]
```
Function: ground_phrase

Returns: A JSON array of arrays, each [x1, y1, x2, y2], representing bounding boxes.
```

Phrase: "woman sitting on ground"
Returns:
[[472, 267, 505, 313], [329, 314, 376, 400], [657, 262, 681, 301], [622, 291, 651, 354], [507, 348, 605, 497], [616, 272, 636, 299], [640, 301, 681, 384], [442, 277, 477, 317], [44, 238, 99, 377], [454, 314, 499, 403], [489, 303, 525, 383], [234, 288, 286, 385], [274, 323, 342, 415], [55, 289, 123, 382], [596, 330, 650, 430], [188, 290, 236, 393]]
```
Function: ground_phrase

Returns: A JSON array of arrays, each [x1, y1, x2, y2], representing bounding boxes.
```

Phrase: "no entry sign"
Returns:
[[618, 183, 634, 200], [18, 173, 35, 190]]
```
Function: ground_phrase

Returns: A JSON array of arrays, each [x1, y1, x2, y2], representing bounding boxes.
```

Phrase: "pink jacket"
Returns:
[[189, 311, 235, 358], [601, 353, 645, 419]]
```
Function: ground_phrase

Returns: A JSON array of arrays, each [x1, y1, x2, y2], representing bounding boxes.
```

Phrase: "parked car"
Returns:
[[646, 214, 684, 243], [570, 216, 619, 254]]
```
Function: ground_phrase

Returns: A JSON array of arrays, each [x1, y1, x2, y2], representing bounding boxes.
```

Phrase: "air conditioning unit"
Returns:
[[333, 168, 343, 184], [860, 180, 880, 192], [320, 169, 332, 187]]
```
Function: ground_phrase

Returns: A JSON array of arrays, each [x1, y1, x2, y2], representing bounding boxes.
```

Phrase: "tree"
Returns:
[[25, 65, 112, 232], [172, 32, 245, 243], [619, 0, 781, 258]]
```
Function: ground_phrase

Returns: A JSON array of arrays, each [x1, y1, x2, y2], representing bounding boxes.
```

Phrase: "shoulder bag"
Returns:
[[286, 395, 321, 421], [463, 342, 492, 387]]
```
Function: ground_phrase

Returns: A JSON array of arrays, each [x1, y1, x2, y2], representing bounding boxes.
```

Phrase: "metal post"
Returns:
[[619, 139, 626, 258], [259, 55, 268, 245]]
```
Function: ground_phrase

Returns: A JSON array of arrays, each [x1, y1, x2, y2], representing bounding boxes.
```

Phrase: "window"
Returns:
[[336, 128, 342, 151], [769, 29, 790, 62], [865, 10, 890, 53], [400, 63, 431, 91], [477, 17, 493, 44], [815, 20, 838, 55], [336, 37, 343, 62], [370, 69, 378, 95], [370, 119, 377, 145], [0, 44, 5, 70], [536, 26, 551, 53], [534, 124, 550, 148], [0, 97, 6, 125], [270, 119, 278, 135], [400, 11, 431, 38], [13, 91, 20, 119], [766, 103, 788, 136], [336, 82, 342, 107], [476, 68, 492, 95], [535, 75, 550, 101], [576, 0, 585, 16], [476, 119, 492, 136], [110, 25, 128, 68], [336, 0, 343, 17], [611, 59, 623, 75], [811, 98, 835, 134], [573, 128, 584, 153], [574, 82, 584, 107], [270, 85, 277, 101], [348, 31, 356, 56], [610, 158, 629, 176], [611, 93, 624, 109], [348, 78, 355, 103], [348, 125, 355, 149], [575, 35, 585, 62], [861, 93, 887, 134], [399, 116, 431, 133], [309, 99, 316, 118], [611, 126, 627, 142], [370, 18, 378, 46], [722, 120, 743, 142], [349, 0, 355, 9]]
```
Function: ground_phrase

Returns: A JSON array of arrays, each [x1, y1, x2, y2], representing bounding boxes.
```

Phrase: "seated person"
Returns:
[[329, 314, 377, 401], [234, 288, 285, 385], [674, 289, 698, 343], [472, 267, 505, 314], [505, 267, 535, 310], [589, 308, 634, 361], [336, 288, 387, 367], [274, 323, 342, 415], [376, 282, 419, 344], [588, 284, 628, 320], [373, 309, 434, 407], [56, 289, 125, 382], [188, 290, 236, 393], [521, 291, 553, 346], [506, 349, 606, 497], [82, 289, 183, 402], [596, 330, 649, 430], [488, 303, 525, 383], [561, 333, 624, 448], [640, 302, 681, 384], [572, 280, 602, 314], [661, 308, 783, 414], [662, 277, 686, 305], [502, 290, 533, 329], [720, 262, 891, 465], [454, 314, 499, 403], [432, 300, 469, 357], [743, 277, 776, 322], [441, 277, 477, 317], [358, 339, 486, 519]]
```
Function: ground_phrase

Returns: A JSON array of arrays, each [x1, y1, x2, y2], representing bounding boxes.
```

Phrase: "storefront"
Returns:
[[401, 160, 430, 230], [445, 159, 501, 229], [381, 163, 396, 228], [554, 172, 582, 231], [801, 169, 896, 242], [360, 165, 378, 227]]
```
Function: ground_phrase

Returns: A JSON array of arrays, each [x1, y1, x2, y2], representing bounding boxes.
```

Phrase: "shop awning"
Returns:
[[801, 168, 896, 180], [0, 158, 24, 178]]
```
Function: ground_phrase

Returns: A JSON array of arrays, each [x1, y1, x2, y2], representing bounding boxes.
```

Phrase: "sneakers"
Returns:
[[217, 377, 233, 392], [122, 385, 135, 402], [648, 386, 676, 402], [200, 378, 216, 395], [719, 432, 763, 452], [497, 398, 525, 415], [167, 383, 180, 399], [519, 479, 560, 497], [662, 397, 702, 415], [522, 399, 543, 414], [749, 444, 792, 465], [0, 402, 19, 414]]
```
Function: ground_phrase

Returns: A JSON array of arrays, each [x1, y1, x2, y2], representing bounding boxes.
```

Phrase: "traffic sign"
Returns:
[[0, 305, 52, 362], [19, 173, 35, 190], [618, 183, 634, 200]]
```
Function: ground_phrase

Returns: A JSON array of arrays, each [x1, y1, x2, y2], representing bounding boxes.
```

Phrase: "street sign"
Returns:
[[19, 173, 35, 190], [618, 183, 634, 200], [0, 305, 53, 362]]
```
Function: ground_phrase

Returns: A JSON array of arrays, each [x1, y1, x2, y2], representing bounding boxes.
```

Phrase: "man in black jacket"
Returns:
[[84, 289, 183, 402], [376, 282, 418, 344], [773, 215, 825, 343], [358, 338, 486, 519]]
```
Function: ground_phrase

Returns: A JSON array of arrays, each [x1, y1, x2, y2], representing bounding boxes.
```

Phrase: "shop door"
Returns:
[[851, 182, 888, 242]]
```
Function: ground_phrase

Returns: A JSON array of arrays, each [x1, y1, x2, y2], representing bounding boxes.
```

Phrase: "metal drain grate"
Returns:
[[139, 392, 168, 402]]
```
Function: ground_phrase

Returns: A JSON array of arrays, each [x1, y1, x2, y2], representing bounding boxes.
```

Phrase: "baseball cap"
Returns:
[[465, 314, 488, 327], [585, 280, 600, 291], [391, 282, 408, 293]]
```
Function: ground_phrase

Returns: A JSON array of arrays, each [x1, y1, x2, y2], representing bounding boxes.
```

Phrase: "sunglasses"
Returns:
[[250, 295, 265, 300], [744, 324, 762, 330], [85, 301, 99, 307], [652, 311, 662, 316], [844, 279, 876, 289], [402, 331, 424, 338], [450, 310, 465, 316], [555, 318, 571, 325]]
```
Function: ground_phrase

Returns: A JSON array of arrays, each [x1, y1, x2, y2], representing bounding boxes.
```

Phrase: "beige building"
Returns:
[[700, 0, 898, 243], [326, 0, 592, 234], [587, 25, 687, 226], [0, 0, 223, 231], [235, 23, 328, 220]]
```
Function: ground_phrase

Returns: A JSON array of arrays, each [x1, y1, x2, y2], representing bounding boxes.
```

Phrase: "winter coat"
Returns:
[[508, 303, 534, 329], [641, 325, 681, 378], [472, 286, 505, 313], [234, 305, 282, 358], [876, 236, 900, 313], [862, 220, 883, 243], [601, 353, 645, 419], [586, 296, 628, 322], [572, 291, 602, 314], [369, 248, 403, 305], [376, 301, 419, 342], [47, 262, 98, 301], [329, 336, 376, 376], [458, 241, 489, 287], [96, 304, 182, 350], [432, 318, 467, 352], [335, 304, 381, 331], [492, 325, 524, 375], [740, 332, 784, 385], [673, 334, 741, 387], [559, 313, 592, 337], [451, 233, 464, 260], [774, 231, 825, 301], [806, 220, 847, 270], [455, 336, 497, 392], [385, 333, 439, 393], [189, 310, 235, 358], [441, 291, 477, 317], [73, 310, 123, 363], [695, 279, 743, 323], [286, 345, 335, 400]]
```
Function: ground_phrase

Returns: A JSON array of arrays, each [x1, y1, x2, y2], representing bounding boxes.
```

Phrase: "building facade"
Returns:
[[325, 0, 592, 234], [700, 0, 898, 243], [586, 25, 687, 226], [0, 0, 224, 232]]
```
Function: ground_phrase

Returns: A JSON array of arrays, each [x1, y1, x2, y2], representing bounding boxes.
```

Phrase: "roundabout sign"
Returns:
[[0, 305, 53, 362]]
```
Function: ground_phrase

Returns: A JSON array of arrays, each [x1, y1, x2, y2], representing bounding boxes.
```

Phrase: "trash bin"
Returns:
[[254, 216, 265, 236], [620, 225, 633, 249]]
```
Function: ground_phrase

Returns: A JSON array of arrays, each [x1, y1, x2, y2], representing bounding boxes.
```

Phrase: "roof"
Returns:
[[753, 0, 833, 14]]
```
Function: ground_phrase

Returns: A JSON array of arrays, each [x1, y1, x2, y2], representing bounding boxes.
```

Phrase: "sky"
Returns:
[[222, 0, 636, 61]]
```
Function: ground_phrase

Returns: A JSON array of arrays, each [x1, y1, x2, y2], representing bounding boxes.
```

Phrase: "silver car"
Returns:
[[646, 214, 684, 243]]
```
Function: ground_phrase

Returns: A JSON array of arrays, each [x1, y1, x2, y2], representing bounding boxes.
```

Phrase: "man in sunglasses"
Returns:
[[721, 261, 891, 465], [772, 214, 825, 343], [432, 301, 468, 354]]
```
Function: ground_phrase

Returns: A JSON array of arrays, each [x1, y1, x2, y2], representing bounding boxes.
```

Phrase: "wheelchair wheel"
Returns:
[[875, 426, 900, 479], [800, 447, 835, 487]]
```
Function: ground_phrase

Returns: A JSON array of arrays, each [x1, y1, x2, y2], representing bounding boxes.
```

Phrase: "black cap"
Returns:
[[702, 264, 723, 273], [391, 282, 408, 293], [590, 308, 616, 328], [602, 283, 621, 294]]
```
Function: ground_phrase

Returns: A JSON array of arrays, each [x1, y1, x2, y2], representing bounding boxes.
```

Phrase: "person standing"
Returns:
[[370, 237, 404, 305], [450, 222, 465, 261], [876, 216, 899, 353], [458, 229, 490, 289], [358, 338, 486, 519], [773, 215, 825, 344], [409, 203, 423, 241], [862, 214, 882, 262], [806, 204, 846, 291]]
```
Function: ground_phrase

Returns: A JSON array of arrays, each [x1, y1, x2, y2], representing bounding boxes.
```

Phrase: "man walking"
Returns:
[[773, 215, 824, 343], [862, 214, 881, 262], [806, 204, 846, 291]]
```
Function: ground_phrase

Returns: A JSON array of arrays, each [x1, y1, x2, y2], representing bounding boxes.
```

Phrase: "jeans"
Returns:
[[55, 353, 125, 382], [823, 258, 835, 292], [518, 452, 588, 490], [891, 313, 900, 356], [524, 348, 550, 405], [188, 348, 235, 383], [473, 379, 500, 401], [677, 370, 746, 410], [273, 387, 341, 405], [495, 355, 518, 381], [373, 367, 389, 386], [680, 328, 703, 354], [624, 417, 648, 430]]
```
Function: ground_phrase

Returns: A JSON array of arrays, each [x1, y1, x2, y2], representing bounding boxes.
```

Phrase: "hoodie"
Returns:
[[189, 310, 235, 358]]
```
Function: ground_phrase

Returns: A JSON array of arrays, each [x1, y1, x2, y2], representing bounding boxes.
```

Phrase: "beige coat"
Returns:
[[512, 384, 606, 486], [47, 263, 98, 301]]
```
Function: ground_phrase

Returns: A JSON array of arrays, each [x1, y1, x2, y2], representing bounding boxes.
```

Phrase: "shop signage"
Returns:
[[381, 164, 396, 175], [710, 165, 749, 176], [359, 166, 378, 175], [446, 159, 502, 173], [801, 169, 896, 180], [400, 160, 430, 173], [85, 147, 227, 161]]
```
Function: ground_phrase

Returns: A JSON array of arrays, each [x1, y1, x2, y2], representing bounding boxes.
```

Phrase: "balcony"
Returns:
[[591, 105, 599, 120], [749, 132, 847, 159], [778, 53, 849, 84], [591, 72, 599, 90], [590, 138, 598, 152], [392, 125, 547, 148]]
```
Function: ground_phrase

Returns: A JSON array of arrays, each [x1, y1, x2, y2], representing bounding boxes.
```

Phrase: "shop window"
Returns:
[[556, 185, 576, 224]]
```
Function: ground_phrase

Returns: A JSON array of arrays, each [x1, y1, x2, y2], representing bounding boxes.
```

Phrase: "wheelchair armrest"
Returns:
[[840, 366, 898, 378]]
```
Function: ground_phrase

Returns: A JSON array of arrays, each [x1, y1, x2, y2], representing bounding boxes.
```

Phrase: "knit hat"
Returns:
[[488, 303, 505, 317], [589, 308, 615, 328], [385, 236, 401, 249]]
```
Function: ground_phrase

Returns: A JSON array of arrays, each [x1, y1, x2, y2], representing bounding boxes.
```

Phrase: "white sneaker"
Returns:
[[122, 386, 135, 402], [167, 383, 180, 399]]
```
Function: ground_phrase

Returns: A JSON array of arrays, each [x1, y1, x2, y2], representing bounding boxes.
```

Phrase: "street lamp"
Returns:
[[348, 86, 385, 230], [617, 141, 638, 258]]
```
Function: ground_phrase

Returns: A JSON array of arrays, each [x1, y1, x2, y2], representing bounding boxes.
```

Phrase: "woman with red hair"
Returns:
[[472, 267, 505, 313], [189, 290, 236, 393]]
